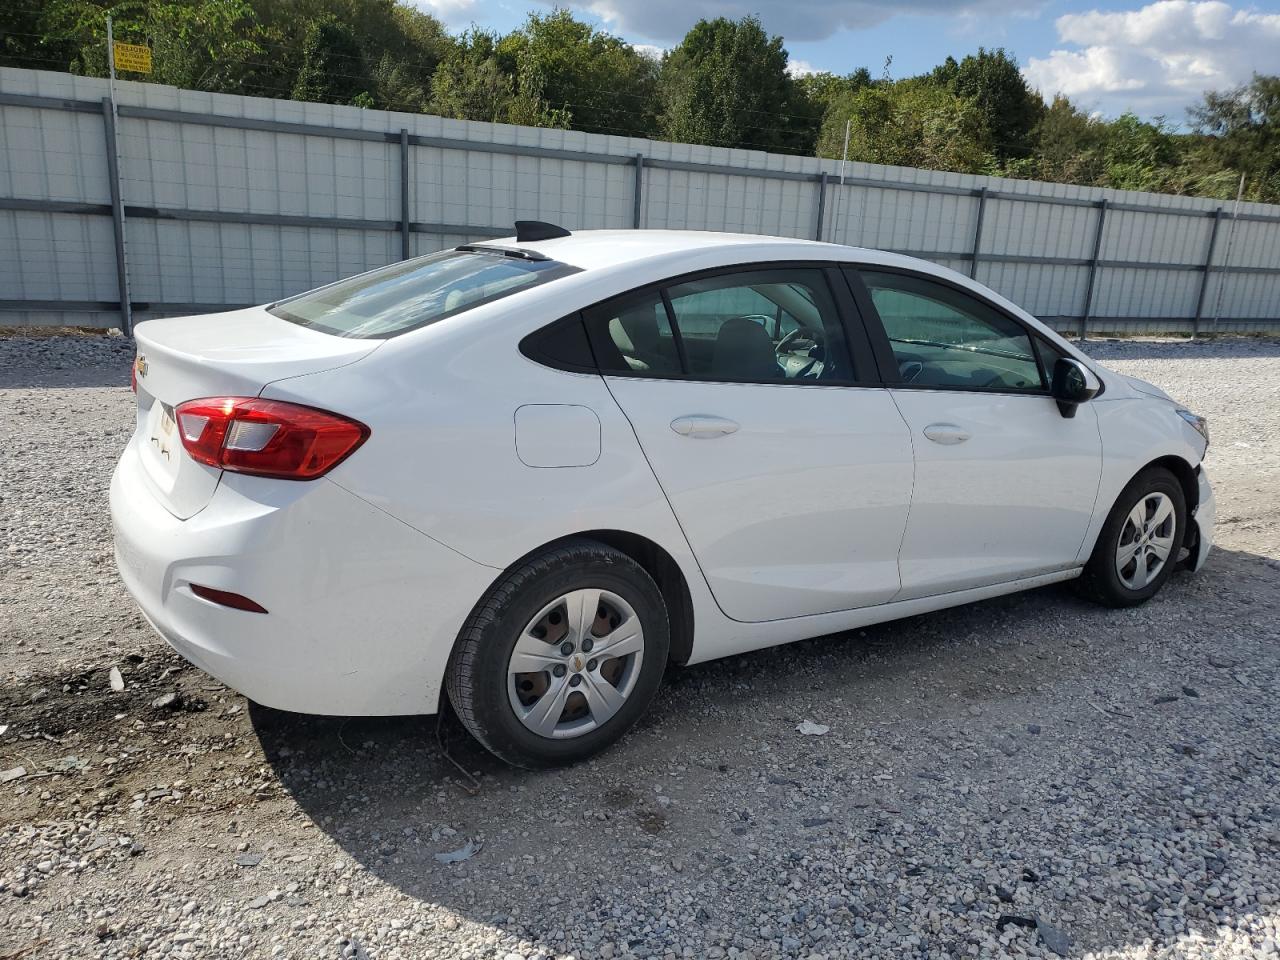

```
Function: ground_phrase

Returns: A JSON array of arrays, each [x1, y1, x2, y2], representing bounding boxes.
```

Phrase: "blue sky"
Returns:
[[414, 0, 1280, 122]]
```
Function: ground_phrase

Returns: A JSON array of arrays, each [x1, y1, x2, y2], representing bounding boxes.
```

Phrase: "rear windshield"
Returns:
[[268, 249, 579, 339]]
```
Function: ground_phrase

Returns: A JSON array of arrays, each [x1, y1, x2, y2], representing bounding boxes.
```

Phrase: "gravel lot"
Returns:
[[2, 333, 1279, 960]]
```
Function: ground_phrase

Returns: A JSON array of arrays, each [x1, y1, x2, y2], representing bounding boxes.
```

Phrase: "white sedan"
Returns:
[[111, 225, 1214, 767]]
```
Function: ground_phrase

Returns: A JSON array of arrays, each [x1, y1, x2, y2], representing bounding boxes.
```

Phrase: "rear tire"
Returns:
[[1077, 467, 1186, 608], [445, 539, 669, 768]]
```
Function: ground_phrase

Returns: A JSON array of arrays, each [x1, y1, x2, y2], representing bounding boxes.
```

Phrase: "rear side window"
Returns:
[[269, 249, 579, 339], [665, 269, 850, 381], [583, 290, 682, 375], [582, 267, 852, 383]]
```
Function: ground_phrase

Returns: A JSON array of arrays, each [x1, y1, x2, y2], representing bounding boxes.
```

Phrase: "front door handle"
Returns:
[[670, 415, 740, 439], [922, 422, 970, 445]]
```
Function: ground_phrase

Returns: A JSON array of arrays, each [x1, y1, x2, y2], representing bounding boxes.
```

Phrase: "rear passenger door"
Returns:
[[847, 267, 1102, 599], [585, 265, 915, 623]]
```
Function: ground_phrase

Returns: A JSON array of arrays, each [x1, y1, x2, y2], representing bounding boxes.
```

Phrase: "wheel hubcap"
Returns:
[[1115, 491, 1176, 590], [507, 589, 644, 739]]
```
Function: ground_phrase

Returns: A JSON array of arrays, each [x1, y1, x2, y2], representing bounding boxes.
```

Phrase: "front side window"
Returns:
[[269, 249, 578, 339], [859, 270, 1044, 392], [665, 269, 851, 382]]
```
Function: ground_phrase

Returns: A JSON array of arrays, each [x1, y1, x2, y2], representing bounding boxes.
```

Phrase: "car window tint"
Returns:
[[861, 271, 1044, 392], [665, 269, 850, 382], [520, 315, 596, 372], [582, 290, 682, 375], [269, 249, 578, 339]]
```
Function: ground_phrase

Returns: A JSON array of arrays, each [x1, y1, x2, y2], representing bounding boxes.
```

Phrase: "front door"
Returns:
[[851, 267, 1102, 600], [584, 266, 915, 623]]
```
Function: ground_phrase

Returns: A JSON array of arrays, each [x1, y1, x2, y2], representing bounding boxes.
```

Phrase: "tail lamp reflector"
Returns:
[[189, 584, 268, 614]]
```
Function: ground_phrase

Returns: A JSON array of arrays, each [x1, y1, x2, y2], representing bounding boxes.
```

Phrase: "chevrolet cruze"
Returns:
[[111, 224, 1214, 767]]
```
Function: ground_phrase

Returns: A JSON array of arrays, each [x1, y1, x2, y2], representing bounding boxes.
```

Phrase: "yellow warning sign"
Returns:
[[112, 41, 152, 74]]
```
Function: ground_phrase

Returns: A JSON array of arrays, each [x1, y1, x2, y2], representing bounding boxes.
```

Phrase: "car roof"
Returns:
[[472, 229, 920, 275]]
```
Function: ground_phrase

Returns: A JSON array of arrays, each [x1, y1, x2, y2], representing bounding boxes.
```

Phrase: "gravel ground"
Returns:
[[2, 333, 1279, 960]]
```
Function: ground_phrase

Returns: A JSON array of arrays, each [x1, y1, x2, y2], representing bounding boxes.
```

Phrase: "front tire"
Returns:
[[1077, 467, 1186, 607], [445, 540, 669, 768]]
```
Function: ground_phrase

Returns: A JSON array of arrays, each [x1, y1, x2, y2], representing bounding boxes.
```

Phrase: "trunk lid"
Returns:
[[131, 307, 380, 519]]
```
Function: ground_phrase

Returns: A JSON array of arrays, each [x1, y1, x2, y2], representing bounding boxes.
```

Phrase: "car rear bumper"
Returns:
[[1189, 464, 1215, 572], [110, 440, 497, 715]]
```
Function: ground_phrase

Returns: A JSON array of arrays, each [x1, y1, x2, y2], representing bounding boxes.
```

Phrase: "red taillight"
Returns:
[[189, 584, 268, 614], [173, 397, 369, 480]]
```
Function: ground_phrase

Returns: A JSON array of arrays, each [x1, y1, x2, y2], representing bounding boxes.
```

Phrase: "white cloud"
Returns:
[[786, 58, 819, 77], [1024, 1, 1280, 118], [559, 0, 1042, 43], [409, 0, 479, 28], [632, 43, 667, 61]]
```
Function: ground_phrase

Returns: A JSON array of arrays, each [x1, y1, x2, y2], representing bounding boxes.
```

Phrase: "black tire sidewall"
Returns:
[[460, 550, 669, 766], [1090, 469, 1186, 604]]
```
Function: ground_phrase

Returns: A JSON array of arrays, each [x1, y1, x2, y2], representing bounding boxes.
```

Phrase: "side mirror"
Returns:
[[1051, 357, 1101, 418]]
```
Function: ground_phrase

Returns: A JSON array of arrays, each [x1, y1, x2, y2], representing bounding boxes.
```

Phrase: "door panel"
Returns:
[[848, 266, 1105, 599], [606, 378, 915, 621], [889, 389, 1101, 599]]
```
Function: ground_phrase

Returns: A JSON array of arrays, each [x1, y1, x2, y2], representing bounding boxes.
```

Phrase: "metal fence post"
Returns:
[[1192, 208, 1224, 337], [1079, 198, 1108, 341], [632, 153, 644, 228], [814, 173, 828, 241], [101, 97, 132, 335], [969, 187, 988, 279], [399, 129, 410, 260]]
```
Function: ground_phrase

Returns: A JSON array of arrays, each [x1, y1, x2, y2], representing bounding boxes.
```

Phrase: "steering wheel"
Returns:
[[899, 360, 924, 383], [775, 328, 824, 378], [775, 327, 807, 355]]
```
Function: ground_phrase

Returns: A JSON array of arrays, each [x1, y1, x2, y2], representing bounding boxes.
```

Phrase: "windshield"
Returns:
[[268, 249, 579, 338]]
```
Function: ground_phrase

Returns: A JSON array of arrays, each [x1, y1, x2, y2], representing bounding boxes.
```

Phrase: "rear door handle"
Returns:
[[922, 422, 970, 445], [670, 415, 740, 439]]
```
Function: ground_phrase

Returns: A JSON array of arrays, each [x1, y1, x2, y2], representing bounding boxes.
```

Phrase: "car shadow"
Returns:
[[251, 544, 1280, 958]]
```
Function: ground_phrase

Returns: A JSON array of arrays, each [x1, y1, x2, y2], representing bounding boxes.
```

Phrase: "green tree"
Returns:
[[495, 11, 658, 137], [291, 14, 369, 103], [795, 68, 872, 150], [429, 29, 565, 127], [795, 68, 872, 115], [817, 78, 990, 172], [1030, 95, 1106, 183], [1, 2, 83, 74], [934, 48, 1043, 161], [19, 0, 264, 92], [1188, 74, 1280, 200], [248, 0, 451, 107], [658, 16, 811, 153], [1102, 112, 1178, 192]]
